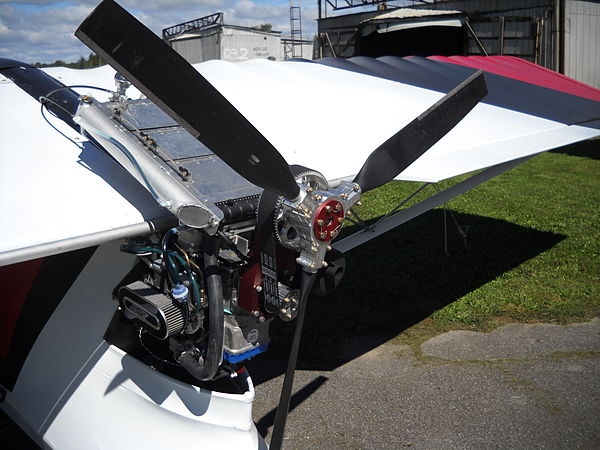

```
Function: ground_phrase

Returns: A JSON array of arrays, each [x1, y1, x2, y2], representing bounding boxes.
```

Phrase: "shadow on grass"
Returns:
[[551, 138, 600, 160], [247, 209, 565, 385]]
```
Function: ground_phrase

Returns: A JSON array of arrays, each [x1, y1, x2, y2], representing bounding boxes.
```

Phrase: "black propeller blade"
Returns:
[[270, 270, 316, 450], [353, 70, 487, 193], [75, 0, 300, 200]]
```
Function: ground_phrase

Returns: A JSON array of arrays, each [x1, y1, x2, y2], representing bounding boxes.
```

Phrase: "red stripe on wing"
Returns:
[[428, 55, 600, 103], [0, 259, 44, 359]]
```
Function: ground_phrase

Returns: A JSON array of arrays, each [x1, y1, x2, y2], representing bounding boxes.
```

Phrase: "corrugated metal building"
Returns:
[[164, 13, 283, 63], [164, 12, 315, 63], [317, 0, 599, 88]]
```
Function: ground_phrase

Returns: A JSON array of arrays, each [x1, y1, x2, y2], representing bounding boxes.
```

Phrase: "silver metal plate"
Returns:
[[119, 99, 178, 129], [145, 127, 213, 159], [112, 97, 261, 205], [184, 156, 262, 203]]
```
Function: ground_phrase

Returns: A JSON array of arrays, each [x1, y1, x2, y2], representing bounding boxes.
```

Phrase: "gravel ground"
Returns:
[[2, 319, 599, 449], [251, 319, 600, 449]]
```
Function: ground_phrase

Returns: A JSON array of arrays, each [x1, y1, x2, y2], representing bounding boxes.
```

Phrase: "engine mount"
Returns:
[[275, 170, 361, 272]]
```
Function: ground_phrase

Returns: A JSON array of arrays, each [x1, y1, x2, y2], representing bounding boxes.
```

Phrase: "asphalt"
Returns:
[[2, 319, 599, 449], [251, 319, 600, 449]]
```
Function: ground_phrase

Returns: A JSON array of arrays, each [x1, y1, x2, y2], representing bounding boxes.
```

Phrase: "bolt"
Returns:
[[81, 95, 92, 104], [258, 316, 265, 323], [322, 261, 328, 267], [314, 194, 323, 201], [285, 312, 292, 319], [325, 205, 332, 212], [331, 230, 339, 239], [317, 219, 324, 226], [306, 186, 314, 193], [338, 217, 344, 223], [353, 184, 360, 191], [252, 310, 260, 317], [326, 245, 332, 251], [356, 201, 362, 206], [340, 193, 349, 199], [254, 285, 262, 292], [311, 246, 318, 252], [320, 231, 328, 240], [283, 297, 290, 303], [335, 203, 342, 211]]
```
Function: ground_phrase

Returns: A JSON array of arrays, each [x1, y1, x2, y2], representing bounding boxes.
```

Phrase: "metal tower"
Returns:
[[289, 0, 303, 58]]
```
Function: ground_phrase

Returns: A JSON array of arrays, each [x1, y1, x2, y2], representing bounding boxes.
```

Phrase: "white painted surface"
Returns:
[[1, 59, 598, 259], [0, 70, 165, 258], [2, 242, 265, 449], [43, 344, 264, 450], [194, 59, 599, 183]]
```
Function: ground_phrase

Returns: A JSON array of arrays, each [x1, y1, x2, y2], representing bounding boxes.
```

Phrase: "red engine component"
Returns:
[[238, 263, 262, 316], [313, 199, 344, 242]]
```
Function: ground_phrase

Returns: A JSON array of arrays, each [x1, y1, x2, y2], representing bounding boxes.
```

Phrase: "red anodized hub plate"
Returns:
[[313, 199, 344, 242]]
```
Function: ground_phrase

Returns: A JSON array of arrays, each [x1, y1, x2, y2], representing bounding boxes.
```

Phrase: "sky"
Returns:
[[0, 0, 322, 63]]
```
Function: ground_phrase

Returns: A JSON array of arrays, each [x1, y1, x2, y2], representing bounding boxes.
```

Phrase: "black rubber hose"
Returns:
[[177, 236, 224, 381]]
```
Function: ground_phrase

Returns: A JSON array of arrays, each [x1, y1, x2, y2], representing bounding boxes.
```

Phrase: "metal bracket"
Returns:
[[334, 157, 532, 254]]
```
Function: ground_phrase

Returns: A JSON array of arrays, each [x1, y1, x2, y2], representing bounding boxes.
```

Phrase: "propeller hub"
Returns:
[[275, 169, 360, 272], [313, 199, 344, 242]]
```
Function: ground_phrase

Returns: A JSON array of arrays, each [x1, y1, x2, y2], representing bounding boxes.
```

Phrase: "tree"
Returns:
[[31, 53, 103, 68], [252, 23, 273, 32]]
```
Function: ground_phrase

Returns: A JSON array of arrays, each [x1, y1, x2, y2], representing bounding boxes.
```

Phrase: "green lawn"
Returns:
[[269, 138, 600, 359]]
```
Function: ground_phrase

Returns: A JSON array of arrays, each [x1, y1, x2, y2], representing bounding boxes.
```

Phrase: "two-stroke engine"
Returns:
[[93, 81, 359, 383]]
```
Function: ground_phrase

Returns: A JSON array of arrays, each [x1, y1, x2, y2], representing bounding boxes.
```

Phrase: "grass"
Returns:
[[266, 138, 600, 363]]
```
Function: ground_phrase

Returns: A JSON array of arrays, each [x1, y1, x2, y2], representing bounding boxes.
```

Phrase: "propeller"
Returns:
[[270, 270, 316, 449], [75, 0, 300, 200], [353, 70, 487, 193], [267, 73, 487, 448], [76, 0, 487, 203], [75, 2, 489, 448]]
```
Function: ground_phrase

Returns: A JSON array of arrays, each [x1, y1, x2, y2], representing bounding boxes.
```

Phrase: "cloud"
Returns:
[[0, 3, 94, 62], [0, 0, 318, 64]]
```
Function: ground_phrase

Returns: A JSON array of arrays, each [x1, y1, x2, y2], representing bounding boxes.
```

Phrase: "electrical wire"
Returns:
[[37, 83, 166, 209], [162, 228, 180, 284], [39, 95, 79, 120], [123, 243, 202, 313], [79, 124, 164, 204], [174, 242, 192, 268], [43, 84, 113, 99], [39, 103, 83, 149]]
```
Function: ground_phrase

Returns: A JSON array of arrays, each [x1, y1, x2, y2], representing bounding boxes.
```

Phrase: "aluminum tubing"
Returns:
[[76, 100, 223, 229]]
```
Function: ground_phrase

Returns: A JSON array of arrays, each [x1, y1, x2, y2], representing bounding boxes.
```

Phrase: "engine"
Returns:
[[106, 179, 357, 385]]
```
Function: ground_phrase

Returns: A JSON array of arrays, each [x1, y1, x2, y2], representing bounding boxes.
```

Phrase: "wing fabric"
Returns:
[[76, 0, 300, 200], [2, 56, 599, 264]]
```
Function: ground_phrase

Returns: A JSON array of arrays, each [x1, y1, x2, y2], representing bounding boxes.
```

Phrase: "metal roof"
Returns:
[[362, 7, 463, 23]]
